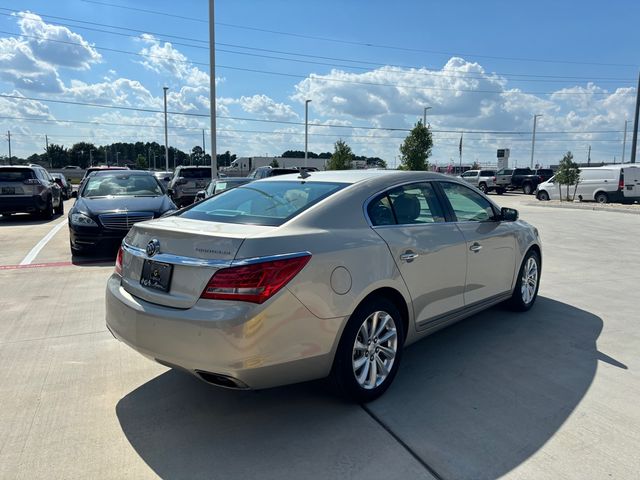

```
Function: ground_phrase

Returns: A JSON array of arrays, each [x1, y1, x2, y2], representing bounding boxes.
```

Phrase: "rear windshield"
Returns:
[[82, 174, 163, 197], [0, 168, 35, 182], [180, 168, 211, 179], [180, 181, 347, 226]]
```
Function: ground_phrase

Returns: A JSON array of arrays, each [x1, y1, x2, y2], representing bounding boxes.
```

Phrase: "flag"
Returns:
[[459, 134, 463, 156]]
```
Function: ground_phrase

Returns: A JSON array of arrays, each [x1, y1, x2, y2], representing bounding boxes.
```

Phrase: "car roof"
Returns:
[[177, 165, 210, 169], [258, 169, 446, 186], [90, 170, 154, 176], [216, 177, 249, 181]]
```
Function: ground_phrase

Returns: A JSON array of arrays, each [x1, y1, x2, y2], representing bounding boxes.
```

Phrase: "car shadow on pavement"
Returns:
[[116, 297, 617, 480], [0, 213, 65, 226]]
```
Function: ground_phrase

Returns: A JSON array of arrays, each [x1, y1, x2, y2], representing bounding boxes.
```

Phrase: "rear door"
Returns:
[[438, 181, 516, 305], [368, 182, 467, 326], [623, 167, 640, 199]]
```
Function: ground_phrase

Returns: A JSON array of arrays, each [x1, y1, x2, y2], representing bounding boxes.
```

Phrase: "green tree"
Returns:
[[46, 144, 69, 168], [135, 154, 148, 169], [269, 158, 280, 167], [399, 120, 433, 171], [554, 151, 580, 201], [69, 142, 96, 168], [327, 139, 353, 170], [191, 146, 205, 165]]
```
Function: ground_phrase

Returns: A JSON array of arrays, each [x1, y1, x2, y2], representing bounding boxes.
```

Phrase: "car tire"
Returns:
[[537, 191, 550, 201], [331, 297, 404, 403], [41, 197, 54, 220], [595, 192, 608, 204], [54, 198, 64, 215], [478, 183, 487, 193], [523, 183, 533, 195], [496, 188, 504, 195], [508, 250, 541, 312]]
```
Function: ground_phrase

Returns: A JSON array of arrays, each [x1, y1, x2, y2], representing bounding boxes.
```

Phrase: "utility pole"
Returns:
[[304, 99, 312, 167], [622, 119, 628, 164], [45, 134, 50, 168], [530, 114, 542, 168], [202, 129, 206, 157], [209, 0, 218, 179], [6, 131, 11, 165], [631, 72, 640, 163], [423, 106, 432, 126], [163, 86, 170, 171], [587, 145, 591, 166], [89, 149, 93, 167]]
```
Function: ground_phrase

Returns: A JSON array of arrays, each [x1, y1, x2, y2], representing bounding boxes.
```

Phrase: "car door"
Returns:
[[438, 181, 516, 306], [368, 182, 468, 327], [460, 170, 478, 186]]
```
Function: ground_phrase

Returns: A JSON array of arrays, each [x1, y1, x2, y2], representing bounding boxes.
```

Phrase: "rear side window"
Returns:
[[368, 183, 445, 226], [180, 181, 347, 226], [480, 170, 495, 176], [0, 168, 35, 182]]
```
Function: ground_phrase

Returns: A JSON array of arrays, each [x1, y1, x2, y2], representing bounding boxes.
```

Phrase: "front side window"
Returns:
[[368, 183, 445, 226], [180, 181, 346, 226], [440, 182, 495, 222]]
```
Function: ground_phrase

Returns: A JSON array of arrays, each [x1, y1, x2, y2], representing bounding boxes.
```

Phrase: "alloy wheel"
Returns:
[[352, 310, 398, 390], [520, 257, 538, 304]]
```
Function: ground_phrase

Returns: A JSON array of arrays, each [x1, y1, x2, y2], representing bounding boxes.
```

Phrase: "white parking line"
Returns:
[[19, 220, 67, 265]]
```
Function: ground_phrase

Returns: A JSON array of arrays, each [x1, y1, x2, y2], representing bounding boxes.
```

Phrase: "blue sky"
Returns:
[[1, 0, 638, 167]]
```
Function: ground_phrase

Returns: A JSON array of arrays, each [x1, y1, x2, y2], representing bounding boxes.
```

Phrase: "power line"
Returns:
[[78, 0, 638, 68]]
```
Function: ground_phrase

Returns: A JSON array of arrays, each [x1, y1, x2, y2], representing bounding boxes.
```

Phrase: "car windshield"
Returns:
[[0, 169, 34, 181], [180, 180, 347, 226], [180, 168, 211, 179], [82, 174, 164, 197]]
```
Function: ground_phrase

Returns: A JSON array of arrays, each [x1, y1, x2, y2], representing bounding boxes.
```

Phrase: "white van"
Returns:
[[536, 165, 640, 204]]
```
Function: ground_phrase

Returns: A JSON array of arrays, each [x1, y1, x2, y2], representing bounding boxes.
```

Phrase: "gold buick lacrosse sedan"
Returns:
[[106, 170, 541, 402]]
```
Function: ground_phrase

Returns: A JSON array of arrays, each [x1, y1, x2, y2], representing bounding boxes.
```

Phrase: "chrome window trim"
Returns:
[[363, 179, 449, 228], [122, 242, 311, 268]]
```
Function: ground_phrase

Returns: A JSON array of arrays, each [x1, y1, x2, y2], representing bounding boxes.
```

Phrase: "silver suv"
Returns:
[[0, 165, 64, 219], [168, 166, 212, 207], [459, 169, 499, 194]]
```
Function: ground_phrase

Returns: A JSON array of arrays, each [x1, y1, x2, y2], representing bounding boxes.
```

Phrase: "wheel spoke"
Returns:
[[378, 329, 397, 343], [368, 356, 378, 387], [354, 340, 367, 351], [375, 355, 389, 377], [369, 312, 379, 340], [359, 323, 369, 344], [356, 358, 370, 385], [377, 345, 396, 360], [353, 355, 368, 370], [373, 314, 390, 339]]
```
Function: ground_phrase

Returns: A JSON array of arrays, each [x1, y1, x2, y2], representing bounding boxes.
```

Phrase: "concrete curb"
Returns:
[[524, 201, 640, 215]]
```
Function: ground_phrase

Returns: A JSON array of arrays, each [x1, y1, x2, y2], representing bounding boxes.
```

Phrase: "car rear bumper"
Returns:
[[105, 274, 346, 389], [0, 195, 46, 214]]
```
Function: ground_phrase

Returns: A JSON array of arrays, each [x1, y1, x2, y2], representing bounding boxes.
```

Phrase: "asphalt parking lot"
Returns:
[[1, 194, 639, 480]]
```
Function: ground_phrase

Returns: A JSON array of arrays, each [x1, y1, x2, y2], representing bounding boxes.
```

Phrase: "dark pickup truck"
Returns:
[[496, 168, 553, 194]]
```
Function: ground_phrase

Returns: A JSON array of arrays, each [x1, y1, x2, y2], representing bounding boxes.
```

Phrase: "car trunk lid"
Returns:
[[119, 216, 274, 308]]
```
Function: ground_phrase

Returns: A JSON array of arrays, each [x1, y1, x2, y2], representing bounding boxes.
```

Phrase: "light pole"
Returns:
[[622, 120, 628, 164], [530, 114, 542, 168], [209, 0, 217, 178], [423, 106, 432, 126], [163, 86, 169, 171], [304, 99, 312, 167], [116, 151, 120, 166]]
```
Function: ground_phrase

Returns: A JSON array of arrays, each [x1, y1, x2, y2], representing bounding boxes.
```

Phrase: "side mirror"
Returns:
[[164, 176, 171, 182], [500, 207, 518, 222], [71, 191, 78, 198], [195, 190, 206, 201]]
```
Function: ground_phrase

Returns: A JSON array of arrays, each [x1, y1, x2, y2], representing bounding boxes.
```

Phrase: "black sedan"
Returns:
[[68, 171, 176, 255], [51, 173, 73, 200]]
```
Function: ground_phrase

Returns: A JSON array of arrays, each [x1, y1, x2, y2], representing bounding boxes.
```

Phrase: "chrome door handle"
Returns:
[[469, 243, 482, 252], [400, 252, 419, 262]]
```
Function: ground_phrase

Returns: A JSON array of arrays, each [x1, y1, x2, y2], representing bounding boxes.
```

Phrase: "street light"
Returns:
[[304, 99, 312, 167], [530, 114, 543, 169], [423, 106, 432, 126], [163, 86, 169, 171]]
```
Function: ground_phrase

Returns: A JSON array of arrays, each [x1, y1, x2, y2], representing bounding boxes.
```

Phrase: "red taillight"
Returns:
[[201, 254, 311, 304], [492, 176, 496, 182], [115, 246, 123, 276], [619, 175, 624, 190]]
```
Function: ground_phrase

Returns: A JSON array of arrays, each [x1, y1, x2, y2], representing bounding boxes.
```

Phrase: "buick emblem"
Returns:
[[146, 239, 160, 257]]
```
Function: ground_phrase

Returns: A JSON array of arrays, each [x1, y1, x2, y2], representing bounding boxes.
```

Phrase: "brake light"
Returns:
[[115, 246, 124, 276], [619, 174, 624, 190], [492, 176, 496, 182], [201, 254, 311, 304]]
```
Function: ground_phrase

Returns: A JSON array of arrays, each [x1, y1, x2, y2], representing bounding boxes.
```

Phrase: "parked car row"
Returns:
[[0, 165, 65, 219]]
